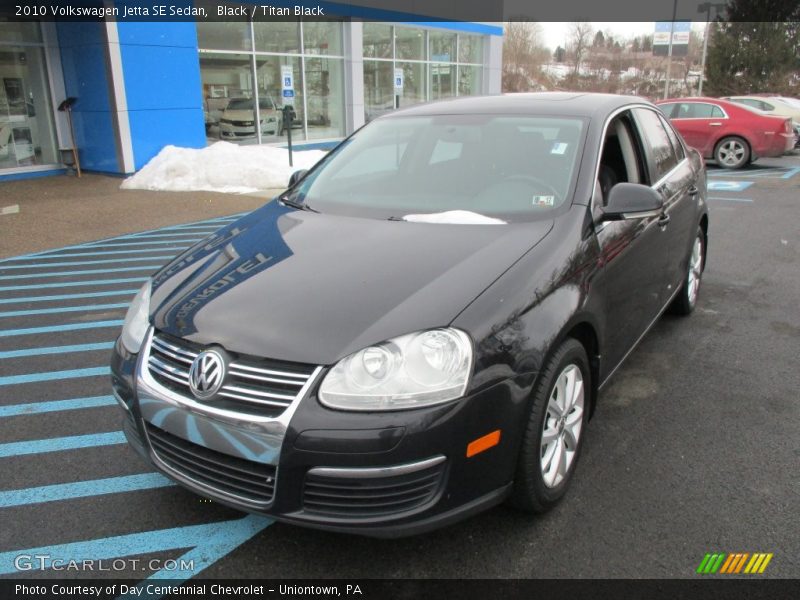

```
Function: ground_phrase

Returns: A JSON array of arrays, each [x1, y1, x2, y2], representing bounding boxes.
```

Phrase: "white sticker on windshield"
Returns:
[[551, 142, 568, 155], [532, 195, 555, 206]]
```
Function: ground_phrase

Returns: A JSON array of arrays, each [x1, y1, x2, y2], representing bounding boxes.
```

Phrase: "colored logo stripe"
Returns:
[[697, 552, 773, 574]]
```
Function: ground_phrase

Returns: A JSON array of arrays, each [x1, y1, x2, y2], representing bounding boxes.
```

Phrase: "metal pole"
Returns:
[[663, 0, 678, 99], [699, 15, 711, 96]]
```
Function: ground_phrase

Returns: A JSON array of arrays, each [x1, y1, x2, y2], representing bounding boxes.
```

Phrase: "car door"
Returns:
[[592, 110, 672, 372], [633, 107, 698, 292], [665, 102, 726, 156]]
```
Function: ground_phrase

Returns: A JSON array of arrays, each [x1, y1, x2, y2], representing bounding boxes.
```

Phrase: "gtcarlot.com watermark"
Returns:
[[13, 554, 194, 572]]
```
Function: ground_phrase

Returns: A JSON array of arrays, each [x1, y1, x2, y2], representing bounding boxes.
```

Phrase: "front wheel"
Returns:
[[508, 338, 590, 513], [714, 136, 750, 169], [671, 227, 705, 315]]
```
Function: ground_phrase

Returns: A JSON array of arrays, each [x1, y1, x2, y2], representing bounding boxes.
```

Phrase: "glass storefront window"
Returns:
[[397, 61, 426, 108], [363, 60, 394, 123], [395, 27, 425, 61], [304, 57, 344, 140], [430, 63, 456, 100], [253, 21, 300, 54], [255, 55, 304, 140], [458, 65, 483, 97], [0, 30, 59, 170], [0, 22, 42, 44], [363, 23, 392, 59], [199, 53, 254, 144], [196, 22, 251, 52], [303, 20, 343, 56], [459, 34, 484, 64], [428, 31, 456, 62]]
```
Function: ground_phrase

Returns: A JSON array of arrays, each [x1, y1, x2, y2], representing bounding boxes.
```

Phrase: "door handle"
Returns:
[[688, 185, 699, 196], [658, 213, 671, 227], [709, 122, 722, 126]]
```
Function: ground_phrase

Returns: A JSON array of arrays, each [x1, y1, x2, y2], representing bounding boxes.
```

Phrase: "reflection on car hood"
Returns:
[[151, 202, 553, 365]]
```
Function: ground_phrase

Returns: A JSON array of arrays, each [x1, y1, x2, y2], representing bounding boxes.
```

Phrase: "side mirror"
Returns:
[[288, 169, 308, 187], [602, 183, 663, 221]]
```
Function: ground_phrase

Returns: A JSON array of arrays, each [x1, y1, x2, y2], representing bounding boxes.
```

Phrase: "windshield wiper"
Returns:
[[279, 195, 319, 213]]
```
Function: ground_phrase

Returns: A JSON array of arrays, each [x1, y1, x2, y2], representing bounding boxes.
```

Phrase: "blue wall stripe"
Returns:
[[0, 266, 160, 281], [0, 277, 147, 291], [0, 395, 116, 417], [0, 289, 137, 305], [0, 257, 172, 270], [0, 431, 126, 458], [0, 319, 123, 337], [0, 366, 109, 386], [0, 473, 175, 508], [0, 514, 272, 576], [0, 302, 129, 318]]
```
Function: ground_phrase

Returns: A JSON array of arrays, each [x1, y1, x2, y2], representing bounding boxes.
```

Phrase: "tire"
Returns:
[[508, 338, 591, 513], [671, 226, 705, 316], [714, 136, 750, 169]]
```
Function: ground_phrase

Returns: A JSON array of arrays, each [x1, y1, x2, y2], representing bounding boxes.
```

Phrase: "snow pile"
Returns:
[[403, 210, 507, 225], [121, 142, 327, 194]]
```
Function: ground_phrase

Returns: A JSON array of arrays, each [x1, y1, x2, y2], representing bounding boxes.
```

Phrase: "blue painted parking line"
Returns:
[[0, 289, 138, 305], [0, 277, 147, 292], [0, 342, 114, 360], [0, 366, 109, 387], [0, 302, 129, 318], [0, 473, 174, 508], [0, 395, 116, 417], [2, 248, 186, 261], [0, 319, 123, 337], [80, 240, 201, 249], [0, 431, 126, 458], [781, 166, 800, 179], [708, 197, 754, 203], [121, 232, 211, 240], [0, 265, 160, 281], [707, 181, 753, 192], [0, 256, 173, 270], [0, 514, 272, 577]]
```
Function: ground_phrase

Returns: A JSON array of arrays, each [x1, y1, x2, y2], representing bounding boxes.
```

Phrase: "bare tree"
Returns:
[[502, 22, 551, 92], [568, 22, 594, 76]]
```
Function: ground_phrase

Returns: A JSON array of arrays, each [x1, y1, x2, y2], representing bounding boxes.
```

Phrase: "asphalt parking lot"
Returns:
[[0, 157, 798, 582]]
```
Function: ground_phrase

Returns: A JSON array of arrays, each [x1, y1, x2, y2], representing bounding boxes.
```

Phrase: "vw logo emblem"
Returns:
[[188, 350, 226, 400]]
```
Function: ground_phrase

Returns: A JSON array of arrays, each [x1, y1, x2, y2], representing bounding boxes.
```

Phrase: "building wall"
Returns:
[[115, 21, 207, 171], [55, 21, 121, 173]]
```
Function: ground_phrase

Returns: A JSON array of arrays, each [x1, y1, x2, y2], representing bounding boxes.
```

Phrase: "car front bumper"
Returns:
[[111, 331, 533, 537]]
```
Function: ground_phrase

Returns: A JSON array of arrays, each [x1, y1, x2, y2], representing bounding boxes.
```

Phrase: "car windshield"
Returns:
[[227, 98, 276, 111], [288, 114, 586, 222]]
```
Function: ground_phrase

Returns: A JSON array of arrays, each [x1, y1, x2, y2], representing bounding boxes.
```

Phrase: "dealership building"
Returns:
[[0, 14, 503, 181]]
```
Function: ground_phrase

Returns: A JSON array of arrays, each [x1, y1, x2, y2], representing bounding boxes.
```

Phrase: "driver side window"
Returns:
[[596, 113, 646, 207]]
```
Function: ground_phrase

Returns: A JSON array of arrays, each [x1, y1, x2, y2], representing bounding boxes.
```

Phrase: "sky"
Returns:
[[540, 22, 698, 51]]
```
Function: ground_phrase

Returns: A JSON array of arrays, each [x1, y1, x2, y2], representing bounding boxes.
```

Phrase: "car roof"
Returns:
[[386, 92, 653, 120]]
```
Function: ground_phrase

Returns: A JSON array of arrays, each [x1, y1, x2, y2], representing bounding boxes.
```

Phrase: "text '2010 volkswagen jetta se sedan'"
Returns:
[[111, 93, 708, 537]]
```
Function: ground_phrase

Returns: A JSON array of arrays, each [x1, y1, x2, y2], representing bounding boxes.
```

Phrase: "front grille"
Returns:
[[302, 457, 446, 519], [147, 331, 318, 418], [145, 422, 276, 504]]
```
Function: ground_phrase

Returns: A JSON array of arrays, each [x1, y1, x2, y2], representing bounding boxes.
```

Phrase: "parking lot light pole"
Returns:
[[663, 0, 678, 100]]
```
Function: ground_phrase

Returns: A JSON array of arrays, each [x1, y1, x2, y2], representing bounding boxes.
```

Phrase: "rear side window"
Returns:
[[633, 108, 679, 181], [671, 102, 724, 119]]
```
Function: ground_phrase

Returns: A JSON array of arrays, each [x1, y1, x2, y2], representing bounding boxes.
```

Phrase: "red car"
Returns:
[[656, 97, 794, 169]]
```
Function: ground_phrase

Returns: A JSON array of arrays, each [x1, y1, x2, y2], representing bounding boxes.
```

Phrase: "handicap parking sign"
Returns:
[[283, 90, 295, 98]]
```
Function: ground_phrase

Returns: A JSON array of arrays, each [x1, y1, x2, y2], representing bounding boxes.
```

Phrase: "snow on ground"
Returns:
[[121, 142, 328, 194]]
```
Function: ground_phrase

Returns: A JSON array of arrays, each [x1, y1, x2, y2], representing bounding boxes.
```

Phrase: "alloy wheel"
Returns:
[[717, 140, 746, 167], [687, 235, 703, 307], [540, 364, 585, 488]]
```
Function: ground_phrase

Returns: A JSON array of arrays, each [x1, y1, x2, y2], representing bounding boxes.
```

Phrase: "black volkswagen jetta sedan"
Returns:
[[111, 93, 708, 537]]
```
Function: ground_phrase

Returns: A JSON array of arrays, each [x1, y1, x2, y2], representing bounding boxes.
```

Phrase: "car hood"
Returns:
[[222, 109, 278, 120], [151, 202, 553, 365]]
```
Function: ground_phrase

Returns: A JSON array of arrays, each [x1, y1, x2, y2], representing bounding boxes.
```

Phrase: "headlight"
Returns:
[[318, 328, 472, 411], [120, 280, 151, 354]]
